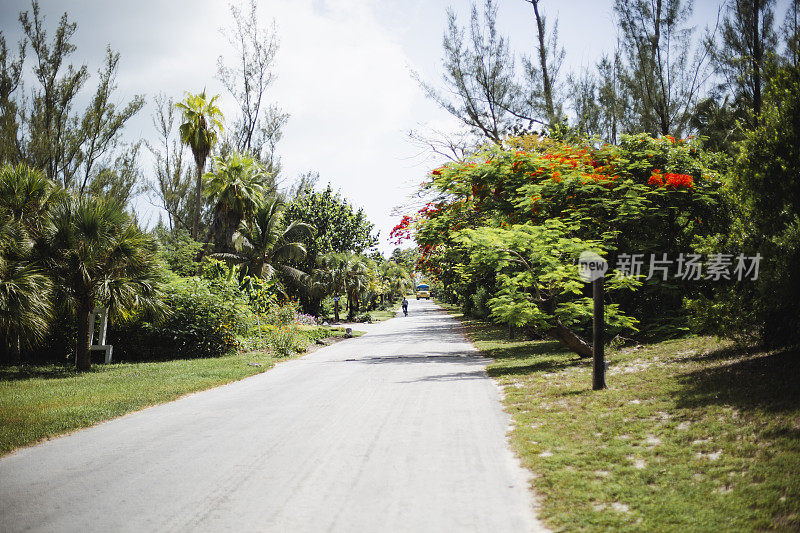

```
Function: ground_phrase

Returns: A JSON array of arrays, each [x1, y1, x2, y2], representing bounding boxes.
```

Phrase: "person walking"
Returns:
[[401, 297, 409, 316]]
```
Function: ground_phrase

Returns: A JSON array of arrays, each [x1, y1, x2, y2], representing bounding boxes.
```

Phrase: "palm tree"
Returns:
[[204, 152, 267, 250], [42, 196, 164, 370], [343, 255, 374, 319], [176, 91, 224, 239], [216, 197, 315, 284], [0, 164, 57, 362], [314, 253, 374, 321], [314, 253, 348, 321], [380, 261, 414, 302], [0, 163, 62, 237], [0, 217, 52, 362]]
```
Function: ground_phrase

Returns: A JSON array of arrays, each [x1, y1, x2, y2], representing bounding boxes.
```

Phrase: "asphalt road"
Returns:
[[0, 299, 545, 532]]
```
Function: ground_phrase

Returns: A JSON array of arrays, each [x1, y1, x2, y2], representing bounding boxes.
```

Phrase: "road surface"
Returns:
[[0, 300, 545, 532]]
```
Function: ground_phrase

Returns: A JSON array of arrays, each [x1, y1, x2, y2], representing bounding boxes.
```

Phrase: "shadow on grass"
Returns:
[[0, 363, 81, 382], [674, 347, 800, 413], [483, 340, 587, 378]]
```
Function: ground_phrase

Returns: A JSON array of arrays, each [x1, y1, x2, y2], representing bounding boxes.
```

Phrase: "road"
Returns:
[[0, 299, 545, 532]]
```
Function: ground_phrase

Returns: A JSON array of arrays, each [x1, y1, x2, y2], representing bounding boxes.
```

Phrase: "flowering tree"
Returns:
[[396, 133, 727, 352]]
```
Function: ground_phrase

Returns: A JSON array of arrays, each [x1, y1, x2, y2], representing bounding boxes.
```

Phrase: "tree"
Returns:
[[203, 152, 267, 250], [0, 2, 144, 198], [458, 221, 638, 356], [0, 163, 55, 362], [217, 0, 289, 176], [176, 91, 224, 239], [596, 49, 630, 144], [521, 0, 565, 125], [217, 197, 314, 284], [408, 133, 728, 353], [614, 0, 711, 136], [145, 94, 193, 232], [380, 260, 414, 301], [567, 68, 601, 137], [415, 0, 522, 144], [314, 252, 373, 321], [709, 0, 777, 126], [42, 196, 163, 370], [285, 184, 378, 273], [700, 63, 800, 347], [782, 0, 799, 66]]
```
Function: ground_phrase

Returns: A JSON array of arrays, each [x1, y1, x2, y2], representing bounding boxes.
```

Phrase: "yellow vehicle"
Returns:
[[415, 283, 430, 300]]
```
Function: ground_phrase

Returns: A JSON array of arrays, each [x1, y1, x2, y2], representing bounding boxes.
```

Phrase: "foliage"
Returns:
[[219, 196, 314, 285], [217, 0, 288, 173], [203, 151, 267, 250], [263, 324, 300, 357], [0, 3, 144, 200], [113, 274, 248, 360], [457, 220, 639, 355], [0, 214, 52, 361], [156, 227, 204, 277], [402, 133, 727, 352], [285, 185, 378, 312], [693, 63, 800, 347], [176, 90, 224, 239], [42, 196, 164, 369]]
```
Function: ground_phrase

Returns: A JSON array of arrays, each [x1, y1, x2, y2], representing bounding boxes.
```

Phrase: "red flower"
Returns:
[[664, 173, 694, 189]]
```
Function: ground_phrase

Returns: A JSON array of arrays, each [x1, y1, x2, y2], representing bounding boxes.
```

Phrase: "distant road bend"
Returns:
[[0, 299, 546, 532]]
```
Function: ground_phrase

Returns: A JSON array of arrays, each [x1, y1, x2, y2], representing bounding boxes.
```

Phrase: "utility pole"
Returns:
[[592, 276, 606, 390]]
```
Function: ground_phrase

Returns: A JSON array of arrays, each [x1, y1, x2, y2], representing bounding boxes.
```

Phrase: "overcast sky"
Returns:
[[0, 0, 750, 254]]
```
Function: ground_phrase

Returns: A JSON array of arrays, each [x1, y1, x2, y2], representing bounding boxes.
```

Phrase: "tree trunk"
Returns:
[[191, 158, 204, 239], [752, 0, 763, 121], [76, 301, 93, 371], [334, 298, 340, 322], [547, 320, 593, 358], [531, 0, 556, 123]]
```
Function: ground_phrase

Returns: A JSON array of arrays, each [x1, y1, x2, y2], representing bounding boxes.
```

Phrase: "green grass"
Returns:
[[0, 326, 354, 456], [371, 307, 399, 322], [444, 305, 800, 531]]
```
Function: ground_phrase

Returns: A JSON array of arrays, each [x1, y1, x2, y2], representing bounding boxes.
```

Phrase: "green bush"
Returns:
[[112, 276, 250, 359], [355, 312, 373, 323], [471, 286, 491, 319], [265, 325, 300, 357]]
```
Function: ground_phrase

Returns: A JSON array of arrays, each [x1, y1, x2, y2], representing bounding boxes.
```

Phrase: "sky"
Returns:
[[0, 0, 776, 255]]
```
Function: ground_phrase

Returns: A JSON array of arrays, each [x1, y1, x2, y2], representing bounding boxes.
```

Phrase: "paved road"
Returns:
[[0, 300, 545, 532]]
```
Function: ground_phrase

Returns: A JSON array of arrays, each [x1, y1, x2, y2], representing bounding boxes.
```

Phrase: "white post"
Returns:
[[89, 307, 113, 364]]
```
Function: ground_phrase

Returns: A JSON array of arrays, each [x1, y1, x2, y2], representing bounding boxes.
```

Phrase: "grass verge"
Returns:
[[0, 326, 355, 456], [371, 307, 399, 322], [443, 304, 800, 531]]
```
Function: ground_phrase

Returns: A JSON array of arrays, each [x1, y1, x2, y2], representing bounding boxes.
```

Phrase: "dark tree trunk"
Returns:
[[752, 0, 763, 121], [191, 155, 206, 240], [547, 320, 593, 358], [334, 298, 340, 322], [76, 300, 93, 371], [531, 0, 556, 123]]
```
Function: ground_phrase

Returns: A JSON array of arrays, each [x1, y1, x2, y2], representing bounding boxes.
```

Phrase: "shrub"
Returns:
[[294, 312, 317, 325], [355, 312, 373, 323], [472, 286, 491, 319], [112, 276, 249, 360], [265, 325, 300, 357]]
